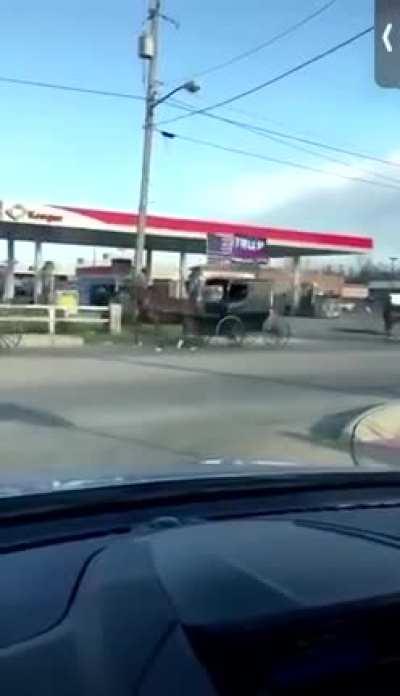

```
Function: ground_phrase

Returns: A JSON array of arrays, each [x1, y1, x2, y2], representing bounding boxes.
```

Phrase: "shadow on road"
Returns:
[[0, 403, 73, 429], [333, 328, 382, 336], [0, 402, 199, 462], [310, 404, 383, 440]]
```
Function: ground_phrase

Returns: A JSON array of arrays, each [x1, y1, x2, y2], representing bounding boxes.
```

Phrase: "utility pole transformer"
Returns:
[[135, 0, 161, 277]]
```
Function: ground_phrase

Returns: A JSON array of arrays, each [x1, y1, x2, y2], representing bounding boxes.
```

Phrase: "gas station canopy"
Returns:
[[0, 202, 373, 257]]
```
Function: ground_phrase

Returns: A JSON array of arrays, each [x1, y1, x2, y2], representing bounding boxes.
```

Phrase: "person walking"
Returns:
[[383, 293, 393, 336]]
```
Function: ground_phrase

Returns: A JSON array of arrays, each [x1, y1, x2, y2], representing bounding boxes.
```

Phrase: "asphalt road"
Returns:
[[0, 323, 399, 490]]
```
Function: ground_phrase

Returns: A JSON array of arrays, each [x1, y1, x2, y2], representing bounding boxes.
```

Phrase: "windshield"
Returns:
[[0, 0, 398, 497]]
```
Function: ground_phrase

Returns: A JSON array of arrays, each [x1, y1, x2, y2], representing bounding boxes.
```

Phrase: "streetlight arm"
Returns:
[[153, 84, 184, 108], [153, 80, 200, 108]]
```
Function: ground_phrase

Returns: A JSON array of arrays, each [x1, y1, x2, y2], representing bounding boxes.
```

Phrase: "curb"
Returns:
[[339, 402, 400, 447], [339, 405, 380, 448]]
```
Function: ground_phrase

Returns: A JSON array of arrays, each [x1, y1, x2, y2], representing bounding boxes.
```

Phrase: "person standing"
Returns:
[[383, 293, 393, 336]]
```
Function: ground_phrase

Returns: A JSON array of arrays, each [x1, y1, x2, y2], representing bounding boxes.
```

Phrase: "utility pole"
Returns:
[[134, 1, 199, 288], [135, 0, 161, 277]]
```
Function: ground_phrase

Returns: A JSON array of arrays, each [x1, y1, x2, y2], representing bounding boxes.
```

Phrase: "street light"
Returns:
[[154, 80, 200, 107], [135, 1, 200, 278], [182, 80, 201, 94]]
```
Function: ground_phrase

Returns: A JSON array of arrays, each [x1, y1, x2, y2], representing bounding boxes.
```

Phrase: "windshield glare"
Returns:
[[0, 0, 398, 497]]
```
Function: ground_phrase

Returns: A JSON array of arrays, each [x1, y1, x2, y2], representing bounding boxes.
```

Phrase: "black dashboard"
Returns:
[[2, 476, 400, 694]]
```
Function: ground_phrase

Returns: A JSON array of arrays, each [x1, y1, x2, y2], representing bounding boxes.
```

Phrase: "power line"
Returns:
[[2, 70, 397, 177], [251, 130, 400, 186], [185, 0, 339, 80], [171, 95, 329, 139], [168, 98, 400, 170], [158, 25, 374, 125], [0, 75, 145, 101], [235, 119, 400, 170], [158, 129, 400, 193], [197, 115, 400, 183]]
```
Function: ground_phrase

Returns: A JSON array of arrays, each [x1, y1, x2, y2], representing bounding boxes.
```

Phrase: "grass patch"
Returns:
[[135, 322, 182, 345], [0, 320, 48, 334]]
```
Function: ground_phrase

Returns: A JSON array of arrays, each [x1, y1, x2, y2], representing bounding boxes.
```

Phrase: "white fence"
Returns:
[[0, 304, 122, 335]]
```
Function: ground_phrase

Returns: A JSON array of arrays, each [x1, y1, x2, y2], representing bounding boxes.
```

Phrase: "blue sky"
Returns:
[[1, 0, 399, 266]]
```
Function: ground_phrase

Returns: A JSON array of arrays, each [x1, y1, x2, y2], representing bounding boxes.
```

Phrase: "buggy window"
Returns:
[[203, 282, 225, 302], [204, 278, 228, 302], [228, 282, 248, 302]]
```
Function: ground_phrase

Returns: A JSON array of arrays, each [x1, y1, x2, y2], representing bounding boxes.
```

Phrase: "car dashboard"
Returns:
[[2, 481, 400, 694]]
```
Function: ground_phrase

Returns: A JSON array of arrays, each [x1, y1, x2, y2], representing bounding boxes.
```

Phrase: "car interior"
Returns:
[[2, 473, 400, 695]]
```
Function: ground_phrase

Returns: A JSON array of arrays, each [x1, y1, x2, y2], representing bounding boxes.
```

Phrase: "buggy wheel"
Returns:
[[263, 316, 291, 347], [0, 322, 23, 351], [215, 315, 245, 346]]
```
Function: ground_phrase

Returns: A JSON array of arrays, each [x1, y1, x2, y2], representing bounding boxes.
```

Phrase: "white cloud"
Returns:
[[387, 149, 400, 164], [208, 167, 346, 218], [208, 150, 400, 258]]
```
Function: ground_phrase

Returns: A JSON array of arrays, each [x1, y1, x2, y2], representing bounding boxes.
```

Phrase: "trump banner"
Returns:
[[207, 233, 268, 265]]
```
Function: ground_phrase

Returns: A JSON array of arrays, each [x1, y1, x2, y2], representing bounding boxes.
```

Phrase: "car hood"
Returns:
[[0, 458, 367, 499]]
